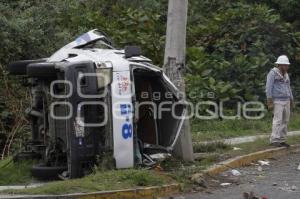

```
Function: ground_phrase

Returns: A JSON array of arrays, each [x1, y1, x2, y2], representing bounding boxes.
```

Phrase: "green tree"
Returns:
[[186, 2, 300, 103]]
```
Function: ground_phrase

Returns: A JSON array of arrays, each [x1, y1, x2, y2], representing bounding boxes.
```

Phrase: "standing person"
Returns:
[[266, 55, 293, 147]]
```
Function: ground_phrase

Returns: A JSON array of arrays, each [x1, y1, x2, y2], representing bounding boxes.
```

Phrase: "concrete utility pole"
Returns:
[[164, 0, 194, 161]]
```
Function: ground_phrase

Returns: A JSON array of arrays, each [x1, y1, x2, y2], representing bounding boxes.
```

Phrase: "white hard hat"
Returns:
[[275, 55, 290, 65]]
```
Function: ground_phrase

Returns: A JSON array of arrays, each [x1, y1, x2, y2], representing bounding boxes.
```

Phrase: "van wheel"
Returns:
[[31, 164, 67, 180], [7, 60, 46, 75], [27, 63, 56, 78]]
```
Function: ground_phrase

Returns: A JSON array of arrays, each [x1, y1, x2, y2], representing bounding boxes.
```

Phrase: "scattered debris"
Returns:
[[297, 164, 300, 171], [220, 182, 232, 187], [233, 147, 242, 151], [258, 160, 270, 166], [153, 165, 163, 172], [291, 185, 297, 191], [193, 186, 205, 192], [190, 173, 207, 188], [243, 192, 259, 199], [149, 153, 171, 161], [279, 183, 298, 192], [169, 196, 185, 199], [257, 166, 263, 172], [211, 179, 220, 183], [231, 169, 242, 176], [256, 175, 265, 180]]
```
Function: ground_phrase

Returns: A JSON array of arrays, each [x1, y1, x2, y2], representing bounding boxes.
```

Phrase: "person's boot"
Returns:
[[270, 142, 282, 147], [280, 142, 290, 148]]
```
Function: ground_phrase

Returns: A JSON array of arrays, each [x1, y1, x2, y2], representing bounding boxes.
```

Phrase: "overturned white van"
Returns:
[[8, 29, 187, 179]]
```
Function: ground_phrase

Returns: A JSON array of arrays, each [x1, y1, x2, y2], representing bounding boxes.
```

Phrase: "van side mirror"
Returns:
[[125, 46, 142, 58]]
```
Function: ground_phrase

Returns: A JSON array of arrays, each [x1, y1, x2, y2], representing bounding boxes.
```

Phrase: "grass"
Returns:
[[0, 157, 34, 185], [193, 142, 230, 153], [192, 111, 300, 142], [2, 169, 174, 195]]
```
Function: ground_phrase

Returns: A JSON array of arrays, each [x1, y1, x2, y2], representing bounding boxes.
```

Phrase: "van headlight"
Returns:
[[96, 63, 112, 88]]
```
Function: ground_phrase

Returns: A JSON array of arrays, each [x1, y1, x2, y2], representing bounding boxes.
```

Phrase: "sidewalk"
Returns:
[[0, 184, 43, 191], [194, 131, 300, 145]]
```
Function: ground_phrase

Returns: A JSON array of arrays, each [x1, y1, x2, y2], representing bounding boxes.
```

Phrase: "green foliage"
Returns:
[[186, 2, 300, 103], [0, 1, 73, 65], [0, 65, 30, 156], [246, 0, 300, 26]]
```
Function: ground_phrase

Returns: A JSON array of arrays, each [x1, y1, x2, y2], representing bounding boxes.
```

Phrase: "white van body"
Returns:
[[46, 29, 186, 169], [8, 29, 187, 179]]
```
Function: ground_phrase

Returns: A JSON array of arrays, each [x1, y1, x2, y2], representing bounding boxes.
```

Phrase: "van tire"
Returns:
[[27, 63, 56, 78], [31, 164, 67, 180], [7, 60, 46, 75]]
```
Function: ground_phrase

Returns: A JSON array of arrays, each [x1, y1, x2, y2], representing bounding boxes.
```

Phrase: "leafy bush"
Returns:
[[186, 2, 300, 103]]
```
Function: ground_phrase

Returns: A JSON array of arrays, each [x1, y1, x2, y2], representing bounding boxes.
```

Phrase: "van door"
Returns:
[[132, 65, 187, 153]]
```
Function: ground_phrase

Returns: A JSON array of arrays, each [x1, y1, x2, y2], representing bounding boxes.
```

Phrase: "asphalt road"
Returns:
[[171, 152, 300, 199]]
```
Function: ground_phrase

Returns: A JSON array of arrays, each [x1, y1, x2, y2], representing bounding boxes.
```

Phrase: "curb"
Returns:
[[203, 144, 300, 176], [2, 184, 180, 199]]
